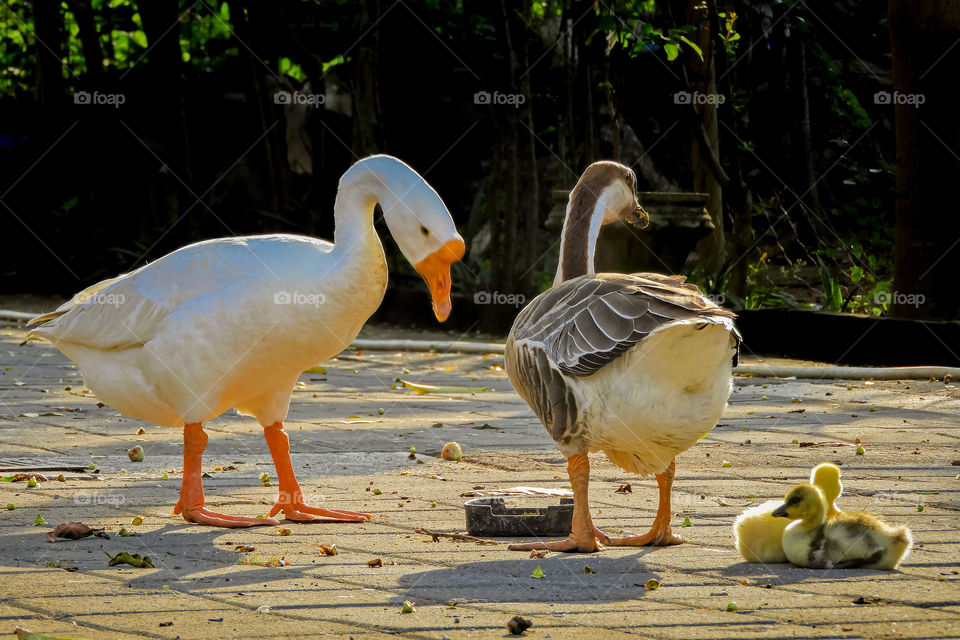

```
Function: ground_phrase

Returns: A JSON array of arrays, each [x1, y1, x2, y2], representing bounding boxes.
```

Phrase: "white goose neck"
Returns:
[[332, 170, 384, 250], [332, 155, 429, 253]]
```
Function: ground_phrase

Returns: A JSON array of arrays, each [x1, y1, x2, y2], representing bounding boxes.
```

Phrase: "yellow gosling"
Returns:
[[734, 462, 844, 563], [772, 483, 912, 570]]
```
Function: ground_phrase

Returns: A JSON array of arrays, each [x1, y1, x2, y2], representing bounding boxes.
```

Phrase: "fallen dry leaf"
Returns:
[[616, 483, 632, 494], [317, 542, 338, 556], [400, 379, 488, 395], [46, 522, 109, 543], [15, 626, 88, 640], [416, 528, 497, 545], [367, 558, 383, 567], [101, 546, 154, 568], [2, 473, 48, 483], [529, 549, 548, 559], [239, 555, 286, 567]]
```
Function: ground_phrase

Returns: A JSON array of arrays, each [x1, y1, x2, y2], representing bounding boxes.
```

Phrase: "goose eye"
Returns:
[[420, 225, 430, 237]]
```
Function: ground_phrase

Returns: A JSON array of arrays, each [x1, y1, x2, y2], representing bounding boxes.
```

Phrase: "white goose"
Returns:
[[505, 161, 740, 552], [28, 155, 465, 528]]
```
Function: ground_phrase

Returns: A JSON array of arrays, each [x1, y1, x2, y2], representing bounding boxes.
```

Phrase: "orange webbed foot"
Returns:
[[605, 525, 683, 547], [508, 534, 604, 553], [174, 422, 278, 528], [268, 494, 372, 523], [263, 422, 372, 523], [174, 502, 278, 528]]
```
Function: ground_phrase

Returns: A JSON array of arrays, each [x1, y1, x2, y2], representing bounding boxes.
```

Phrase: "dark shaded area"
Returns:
[[737, 310, 960, 367], [0, 0, 958, 329]]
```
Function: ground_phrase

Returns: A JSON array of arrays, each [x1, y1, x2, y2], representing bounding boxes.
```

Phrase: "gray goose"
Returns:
[[505, 161, 741, 552]]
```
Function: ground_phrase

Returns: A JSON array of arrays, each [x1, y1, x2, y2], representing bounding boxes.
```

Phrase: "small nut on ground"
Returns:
[[441, 441, 463, 461], [506, 615, 533, 635]]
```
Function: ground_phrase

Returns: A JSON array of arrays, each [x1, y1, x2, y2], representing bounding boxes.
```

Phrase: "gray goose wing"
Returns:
[[506, 273, 740, 446], [511, 273, 740, 378]]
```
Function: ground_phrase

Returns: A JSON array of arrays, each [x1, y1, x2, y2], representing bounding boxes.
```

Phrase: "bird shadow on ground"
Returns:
[[395, 550, 661, 605], [719, 560, 895, 586], [7, 523, 242, 584]]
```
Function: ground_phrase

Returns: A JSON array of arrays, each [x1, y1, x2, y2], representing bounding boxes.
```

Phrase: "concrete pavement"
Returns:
[[0, 322, 958, 639]]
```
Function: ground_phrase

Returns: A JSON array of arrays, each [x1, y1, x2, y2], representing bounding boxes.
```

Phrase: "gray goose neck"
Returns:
[[558, 182, 603, 282]]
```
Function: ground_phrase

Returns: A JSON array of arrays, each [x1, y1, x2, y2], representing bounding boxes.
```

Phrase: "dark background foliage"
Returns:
[[1, 0, 958, 322]]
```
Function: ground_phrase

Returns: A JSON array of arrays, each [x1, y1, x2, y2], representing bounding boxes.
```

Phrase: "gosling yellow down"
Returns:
[[734, 462, 842, 563], [771, 483, 912, 570]]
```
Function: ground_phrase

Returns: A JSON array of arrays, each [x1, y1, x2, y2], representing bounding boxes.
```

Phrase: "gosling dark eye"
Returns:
[[420, 226, 430, 237]]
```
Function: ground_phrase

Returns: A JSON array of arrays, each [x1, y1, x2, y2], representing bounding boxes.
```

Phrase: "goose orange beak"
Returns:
[[415, 238, 465, 322]]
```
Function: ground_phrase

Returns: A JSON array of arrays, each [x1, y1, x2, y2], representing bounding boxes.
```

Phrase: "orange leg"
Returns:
[[263, 422, 372, 522], [508, 452, 608, 553], [173, 423, 278, 528], [606, 458, 683, 546]]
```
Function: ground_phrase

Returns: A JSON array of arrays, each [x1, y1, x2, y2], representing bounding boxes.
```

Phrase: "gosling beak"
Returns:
[[770, 504, 789, 518], [415, 237, 465, 322], [624, 202, 650, 229]]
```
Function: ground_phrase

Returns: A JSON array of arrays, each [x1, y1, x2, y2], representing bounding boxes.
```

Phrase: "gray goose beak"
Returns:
[[624, 203, 650, 229]]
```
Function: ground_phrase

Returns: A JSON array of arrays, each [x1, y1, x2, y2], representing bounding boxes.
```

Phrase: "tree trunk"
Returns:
[[232, 0, 284, 214], [495, 0, 518, 296], [797, 40, 820, 216], [710, 0, 752, 298], [68, 0, 104, 82], [889, 0, 960, 320], [352, 0, 381, 156], [685, 0, 725, 273], [33, 1, 65, 108], [139, 1, 189, 228], [569, 0, 600, 166], [521, 31, 540, 294]]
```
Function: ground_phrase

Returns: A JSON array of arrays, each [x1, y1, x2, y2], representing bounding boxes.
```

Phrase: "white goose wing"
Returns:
[[27, 234, 332, 351], [511, 273, 741, 377], [27, 265, 165, 351]]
